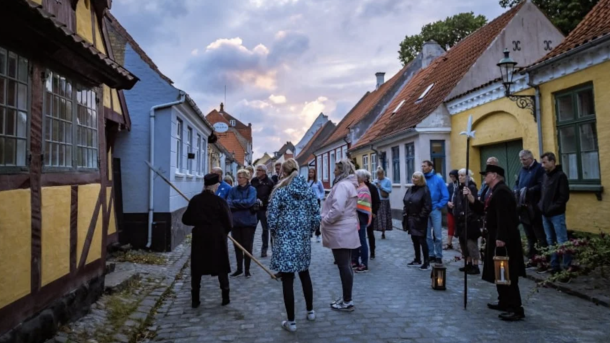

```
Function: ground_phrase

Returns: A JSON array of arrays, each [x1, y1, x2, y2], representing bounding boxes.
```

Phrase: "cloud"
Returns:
[[269, 94, 287, 104]]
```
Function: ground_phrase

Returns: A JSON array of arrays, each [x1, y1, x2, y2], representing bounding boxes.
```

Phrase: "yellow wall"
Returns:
[[93, 15, 107, 55], [41, 186, 71, 287], [107, 186, 116, 234], [537, 61, 610, 233], [111, 89, 123, 115], [103, 85, 111, 108], [77, 184, 103, 264], [351, 148, 374, 173], [0, 189, 31, 308], [75, 0, 94, 44], [31, 0, 42, 4]]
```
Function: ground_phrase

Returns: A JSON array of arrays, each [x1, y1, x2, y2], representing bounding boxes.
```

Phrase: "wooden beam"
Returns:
[[30, 63, 44, 294]]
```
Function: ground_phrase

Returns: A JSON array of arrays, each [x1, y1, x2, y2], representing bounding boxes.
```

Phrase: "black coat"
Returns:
[[471, 181, 525, 283], [515, 161, 545, 225], [365, 181, 381, 216], [402, 185, 432, 237], [182, 190, 233, 276], [538, 165, 570, 217], [251, 174, 276, 210], [452, 181, 481, 240]]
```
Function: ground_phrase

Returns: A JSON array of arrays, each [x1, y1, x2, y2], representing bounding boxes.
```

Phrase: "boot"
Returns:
[[222, 289, 230, 306], [459, 263, 473, 272], [191, 289, 201, 308]]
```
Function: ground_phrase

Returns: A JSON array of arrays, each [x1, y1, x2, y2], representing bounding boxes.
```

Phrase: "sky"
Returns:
[[111, 0, 507, 160]]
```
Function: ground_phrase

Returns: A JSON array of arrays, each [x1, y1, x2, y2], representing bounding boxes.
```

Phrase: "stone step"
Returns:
[[104, 270, 140, 295]]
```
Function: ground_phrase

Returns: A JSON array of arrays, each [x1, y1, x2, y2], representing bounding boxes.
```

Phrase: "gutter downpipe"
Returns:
[[370, 145, 385, 171], [535, 86, 543, 156], [147, 92, 186, 248]]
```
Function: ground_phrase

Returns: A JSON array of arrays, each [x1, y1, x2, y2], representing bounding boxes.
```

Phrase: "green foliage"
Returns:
[[499, 0, 600, 35], [115, 250, 167, 265], [398, 12, 487, 65]]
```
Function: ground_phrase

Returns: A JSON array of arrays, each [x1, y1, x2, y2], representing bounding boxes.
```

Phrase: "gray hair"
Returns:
[[333, 158, 356, 186], [255, 164, 267, 172], [212, 167, 223, 176], [355, 169, 371, 181], [237, 169, 251, 180], [458, 168, 473, 177], [224, 175, 233, 183], [519, 150, 534, 158], [486, 157, 499, 166]]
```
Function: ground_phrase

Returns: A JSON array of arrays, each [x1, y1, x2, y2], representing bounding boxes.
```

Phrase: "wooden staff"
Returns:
[[145, 161, 278, 280], [459, 115, 476, 309]]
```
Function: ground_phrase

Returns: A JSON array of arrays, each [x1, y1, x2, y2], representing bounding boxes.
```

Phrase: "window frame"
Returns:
[[405, 142, 415, 184], [196, 133, 201, 175], [362, 154, 369, 171], [322, 153, 328, 182], [42, 70, 99, 172], [176, 118, 183, 172], [391, 146, 400, 184], [186, 126, 193, 174], [554, 83, 600, 185], [430, 140, 446, 181], [0, 47, 31, 173], [371, 153, 377, 173]]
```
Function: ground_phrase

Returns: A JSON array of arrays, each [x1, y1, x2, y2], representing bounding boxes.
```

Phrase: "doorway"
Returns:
[[479, 140, 523, 188]]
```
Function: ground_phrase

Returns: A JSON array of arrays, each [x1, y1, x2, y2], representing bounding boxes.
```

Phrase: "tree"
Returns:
[[499, 0, 600, 35], [398, 12, 487, 65]]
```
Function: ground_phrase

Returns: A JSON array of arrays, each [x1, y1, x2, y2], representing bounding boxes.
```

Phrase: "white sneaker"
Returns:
[[316, 236, 321, 243], [282, 320, 297, 332], [330, 300, 354, 312], [306, 310, 316, 321]]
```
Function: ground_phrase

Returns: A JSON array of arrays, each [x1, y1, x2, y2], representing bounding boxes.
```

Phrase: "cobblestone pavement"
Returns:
[[147, 226, 609, 343]]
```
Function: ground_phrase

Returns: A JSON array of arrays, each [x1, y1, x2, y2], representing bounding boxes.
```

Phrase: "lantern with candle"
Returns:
[[493, 248, 511, 286], [431, 264, 447, 290]]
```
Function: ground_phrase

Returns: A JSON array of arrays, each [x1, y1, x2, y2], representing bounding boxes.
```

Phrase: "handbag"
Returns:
[[380, 190, 389, 198]]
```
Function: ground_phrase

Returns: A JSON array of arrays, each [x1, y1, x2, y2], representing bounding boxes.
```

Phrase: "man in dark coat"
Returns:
[[465, 165, 526, 321], [182, 173, 233, 308], [251, 164, 276, 257], [364, 172, 381, 259]]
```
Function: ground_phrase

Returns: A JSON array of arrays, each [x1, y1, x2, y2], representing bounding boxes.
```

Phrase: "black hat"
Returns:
[[479, 164, 505, 177], [204, 173, 220, 186], [449, 169, 459, 178]]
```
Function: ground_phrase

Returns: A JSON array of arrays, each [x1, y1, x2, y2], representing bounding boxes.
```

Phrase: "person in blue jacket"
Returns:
[[213, 167, 232, 200], [307, 167, 325, 242], [421, 160, 449, 263], [373, 167, 393, 240], [227, 169, 258, 278]]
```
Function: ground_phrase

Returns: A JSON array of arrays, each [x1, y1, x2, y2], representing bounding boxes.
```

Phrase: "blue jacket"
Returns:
[[373, 177, 392, 200], [515, 160, 544, 194], [308, 180, 325, 200], [226, 184, 258, 227], [216, 180, 232, 200], [424, 170, 449, 211]]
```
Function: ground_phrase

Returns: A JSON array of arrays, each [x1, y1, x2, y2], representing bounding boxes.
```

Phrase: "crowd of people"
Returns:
[[182, 149, 572, 329]]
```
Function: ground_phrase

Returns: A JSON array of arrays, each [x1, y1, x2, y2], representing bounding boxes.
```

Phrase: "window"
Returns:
[[417, 84, 434, 102], [371, 153, 377, 172], [555, 85, 600, 183], [196, 133, 201, 174], [430, 140, 445, 181], [0, 48, 29, 167], [44, 71, 98, 169], [341, 146, 347, 160], [391, 146, 400, 183], [229, 119, 236, 127], [392, 99, 405, 115], [186, 127, 193, 174], [317, 155, 322, 181], [362, 154, 369, 171], [176, 118, 183, 171], [405, 142, 415, 182], [200, 136, 207, 173], [322, 153, 328, 181]]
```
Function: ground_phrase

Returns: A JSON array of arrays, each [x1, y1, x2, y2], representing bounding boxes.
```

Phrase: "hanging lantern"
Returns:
[[494, 248, 511, 286], [431, 264, 447, 290]]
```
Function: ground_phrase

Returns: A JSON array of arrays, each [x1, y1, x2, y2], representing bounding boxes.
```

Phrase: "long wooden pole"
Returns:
[[464, 137, 470, 309], [145, 161, 278, 280]]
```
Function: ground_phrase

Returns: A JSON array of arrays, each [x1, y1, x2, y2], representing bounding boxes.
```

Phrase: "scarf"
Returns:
[[356, 184, 372, 226]]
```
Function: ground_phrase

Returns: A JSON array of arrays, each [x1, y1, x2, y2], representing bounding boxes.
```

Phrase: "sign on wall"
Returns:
[[213, 122, 229, 133]]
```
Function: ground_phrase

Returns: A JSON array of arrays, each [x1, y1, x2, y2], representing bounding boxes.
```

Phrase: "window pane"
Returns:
[[17, 83, 27, 110], [18, 57, 28, 83], [431, 141, 444, 155], [562, 152, 579, 180], [558, 126, 577, 153], [16, 139, 26, 166], [16, 111, 26, 137], [580, 123, 597, 151], [5, 109, 14, 136], [392, 146, 400, 183], [0, 48, 6, 75], [7, 80, 16, 107], [577, 89, 594, 118], [581, 151, 600, 180], [7, 52, 17, 78], [4, 137, 15, 165], [0, 108, 3, 134], [557, 95, 574, 122], [0, 137, 3, 163], [0, 79, 4, 104]]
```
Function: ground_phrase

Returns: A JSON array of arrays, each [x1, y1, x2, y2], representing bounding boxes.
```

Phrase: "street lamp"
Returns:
[[497, 49, 536, 121]]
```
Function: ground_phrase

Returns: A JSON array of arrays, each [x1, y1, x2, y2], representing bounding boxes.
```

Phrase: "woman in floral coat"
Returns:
[[267, 158, 321, 333]]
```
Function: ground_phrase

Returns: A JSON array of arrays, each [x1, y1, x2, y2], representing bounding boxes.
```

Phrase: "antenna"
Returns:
[[224, 85, 226, 106]]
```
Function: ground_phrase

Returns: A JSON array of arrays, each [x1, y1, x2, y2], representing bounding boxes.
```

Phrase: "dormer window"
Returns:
[[230, 119, 236, 127], [417, 83, 434, 102], [392, 100, 405, 115]]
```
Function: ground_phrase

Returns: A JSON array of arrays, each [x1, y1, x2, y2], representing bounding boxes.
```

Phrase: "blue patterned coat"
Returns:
[[268, 176, 321, 273]]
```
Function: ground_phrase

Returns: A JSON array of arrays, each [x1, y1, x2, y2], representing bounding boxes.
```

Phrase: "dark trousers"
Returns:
[[497, 276, 523, 314], [522, 221, 547, 260], [411, 235, 429, 262], [352, 222, 369, 267], [367, 223, 375, 256], [281, 270, 314, 321], [332, 249, 353, 302], [232, 226, 256, 272], [191, 273, 229, 302], [257, 211, 270, 251], [312, 200, 322, 237]]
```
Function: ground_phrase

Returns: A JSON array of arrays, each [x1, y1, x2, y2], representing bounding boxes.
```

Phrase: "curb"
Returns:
[[526, 274, 609, 309]]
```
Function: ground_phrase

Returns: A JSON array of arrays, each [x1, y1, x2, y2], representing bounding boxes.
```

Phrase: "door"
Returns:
[[479, 140, 523, 188]]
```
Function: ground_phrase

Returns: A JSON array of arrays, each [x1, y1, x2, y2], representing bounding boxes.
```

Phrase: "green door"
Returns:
[[480, 140, 523, 188]]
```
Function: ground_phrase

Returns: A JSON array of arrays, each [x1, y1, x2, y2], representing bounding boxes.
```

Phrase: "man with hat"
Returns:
[[182, 173, 233, 308], [463, 164, 526, 321]]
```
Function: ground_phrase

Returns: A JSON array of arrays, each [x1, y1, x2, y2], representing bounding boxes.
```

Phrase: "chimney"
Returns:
[[375, 72, 385, 89], [220, 102, 224, 112], [422, 40, 445, 69]]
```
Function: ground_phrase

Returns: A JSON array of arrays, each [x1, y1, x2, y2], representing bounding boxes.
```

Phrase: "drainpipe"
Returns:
[[370, 145, 385, 171], [147, 92, 186, 248], [534, 86, 543, 157]]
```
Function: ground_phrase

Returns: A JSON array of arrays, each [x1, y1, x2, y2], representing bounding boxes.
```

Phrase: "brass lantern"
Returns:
[[431, 264, 447, 290], [493, 248, 511, 286]]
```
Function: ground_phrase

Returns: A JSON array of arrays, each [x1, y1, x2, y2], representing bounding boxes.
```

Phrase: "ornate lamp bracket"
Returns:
[[507, 94, 536, 122]]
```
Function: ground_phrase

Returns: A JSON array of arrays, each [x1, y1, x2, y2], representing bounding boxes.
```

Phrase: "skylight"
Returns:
[[417, 83, 435, 102], [392, 100, 405, 115]]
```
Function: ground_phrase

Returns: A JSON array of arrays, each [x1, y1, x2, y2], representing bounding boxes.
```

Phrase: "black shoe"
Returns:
[[459, 263, 472, 272], [370, 253, 375, 260], [381, 233, 386, 239], [487, 303, 509, 312], [467, 266, 481, 275], [261, 251, 268, 258], [407, 260, 422, 267], [428, 257, 436, 264], [221, 290, 230, 306], [245, 271, 252, 278], [192, 300, 200, 308], [499, 311, 525, 321], [420, 263, 430, 270], [230, 270, 243, 277], [191, 290, 200, 308]]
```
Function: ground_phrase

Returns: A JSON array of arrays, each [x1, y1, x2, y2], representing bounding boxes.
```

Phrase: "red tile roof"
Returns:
[[217, 103, 253, 143], [532, 0, 610, 67], [320, 65, 408, 149], [352, 2, 525, 150], [296, 121, 337, 167], [216, 131, 247, 165]]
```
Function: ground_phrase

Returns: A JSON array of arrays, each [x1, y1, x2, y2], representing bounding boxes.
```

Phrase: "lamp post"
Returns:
[[497, 49, 536, 121], [459, 115, 475, 309]]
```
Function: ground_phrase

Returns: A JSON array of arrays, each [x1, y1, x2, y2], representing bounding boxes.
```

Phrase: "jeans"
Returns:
[[542, 214, 572, 270], [367, 223, 376, 256], [332, 249, 353, 302], [281, 270, 313, 321], [427, 209, 443, 259], [257, 211, 270, 251], [352, 222, 369, 267]]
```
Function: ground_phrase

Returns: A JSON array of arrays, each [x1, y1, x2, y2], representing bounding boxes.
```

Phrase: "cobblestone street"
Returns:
[[143, 225, 609, 343]]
